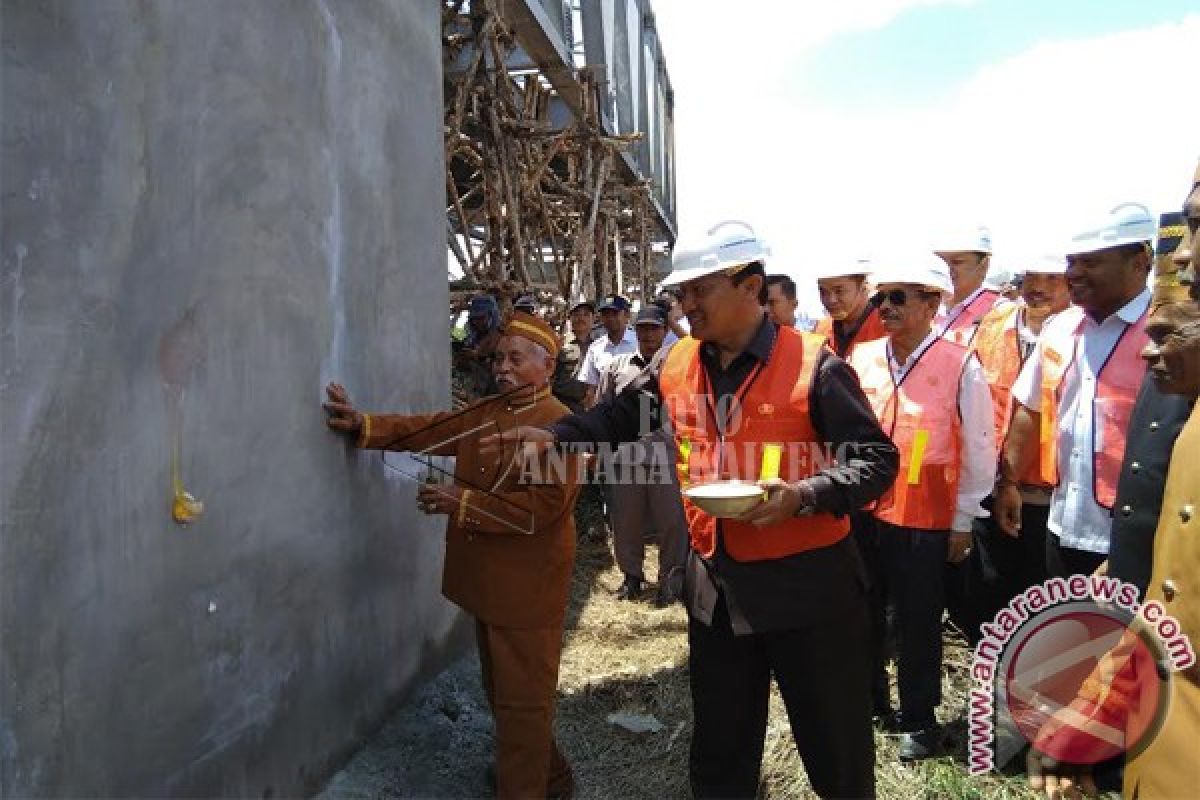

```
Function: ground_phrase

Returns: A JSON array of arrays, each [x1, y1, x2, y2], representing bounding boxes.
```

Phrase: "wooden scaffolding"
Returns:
[[442, 0, 667, 313]]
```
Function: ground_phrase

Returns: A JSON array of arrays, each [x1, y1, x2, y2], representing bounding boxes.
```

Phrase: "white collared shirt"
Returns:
[[794, 309, 819, 332], [935, 286, 991, 334], [579, 328, 638, 386], [1012, 288, 1153, 554], [888, 331, 998, 532]]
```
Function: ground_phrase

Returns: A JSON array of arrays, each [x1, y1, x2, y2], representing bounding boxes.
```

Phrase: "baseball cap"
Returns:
[[468, 295, 498, 316], [598, 294, 631, 312], [634, 306, 667, 327]]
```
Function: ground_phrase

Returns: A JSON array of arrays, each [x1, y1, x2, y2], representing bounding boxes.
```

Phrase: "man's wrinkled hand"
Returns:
[[324, 382, 363, 435], [417, 483, 462, 516], [735, 479, 811, 527], [995, 482, 1023, 537]]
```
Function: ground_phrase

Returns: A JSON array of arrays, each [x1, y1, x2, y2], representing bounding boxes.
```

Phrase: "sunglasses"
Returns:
[[872, 289, 911, 307]]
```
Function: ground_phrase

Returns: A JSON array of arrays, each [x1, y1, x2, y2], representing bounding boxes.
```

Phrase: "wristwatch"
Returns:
[[791, 481, 817, 517]]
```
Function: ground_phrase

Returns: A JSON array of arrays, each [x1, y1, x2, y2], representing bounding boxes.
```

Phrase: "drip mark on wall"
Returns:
[[159, 306, 207, 524], [9, 242, 28, 358]]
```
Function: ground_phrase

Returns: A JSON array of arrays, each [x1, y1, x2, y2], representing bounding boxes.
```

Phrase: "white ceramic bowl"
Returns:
[[683, 480, 766, 518]]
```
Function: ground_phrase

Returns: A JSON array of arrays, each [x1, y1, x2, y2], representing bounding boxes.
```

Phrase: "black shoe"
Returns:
[[615, 575, 643, 601], [547, 767, 576, 800], [654, 585, 679, 608], [484, 762, 496, 793], [873, 708, 901, 733], [898, 727, 944, 762]]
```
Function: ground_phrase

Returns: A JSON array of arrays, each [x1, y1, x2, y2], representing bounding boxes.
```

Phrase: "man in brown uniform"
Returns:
[[324, 311, 578, 799]]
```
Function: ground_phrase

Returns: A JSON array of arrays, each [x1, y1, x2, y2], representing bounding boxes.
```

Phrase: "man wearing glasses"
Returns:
[[848, 255, 997, 761], [484, 220, 898, 798]]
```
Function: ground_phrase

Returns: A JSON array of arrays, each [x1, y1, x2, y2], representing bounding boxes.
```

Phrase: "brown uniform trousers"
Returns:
[[1122, 404, 1200, 798], [359, 387, 578, 798]]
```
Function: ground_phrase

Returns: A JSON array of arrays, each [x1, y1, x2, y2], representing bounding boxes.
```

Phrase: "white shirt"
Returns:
[[888, 331, 997, 532], [793, 309, 819, 332], [1016, 307, 1040, 358], [579, 328, 638, 386], [935, 286, 992, 334], [1011, 288, 1152, 553]]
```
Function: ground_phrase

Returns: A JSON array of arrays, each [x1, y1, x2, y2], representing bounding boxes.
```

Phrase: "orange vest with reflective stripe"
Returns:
[[815, 306, 889, 359], [942, 288, 1003, 344], [1037, 306, 1150, 509], [850, 335, 969, 529], [660, 327, 850, 562], [971, 302, 1051, 489]]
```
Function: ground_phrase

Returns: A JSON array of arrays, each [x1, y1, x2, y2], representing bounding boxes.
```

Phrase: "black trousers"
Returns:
[[851, 512, 892, 714], [946, 500, 1051, 646], [688, 594, 874, 799], [876, 520, 946, 731], [1045, 531, 1106, 578]]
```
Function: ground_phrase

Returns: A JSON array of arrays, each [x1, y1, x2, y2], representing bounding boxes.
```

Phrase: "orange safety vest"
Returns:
[[815, 305, 889, 359], [660, 327, 850, 562], [1037, 305, 1150, 509], [971, 302, 1052, 489], [942, 288, 1003, 344], [851, 335, 970, 530]]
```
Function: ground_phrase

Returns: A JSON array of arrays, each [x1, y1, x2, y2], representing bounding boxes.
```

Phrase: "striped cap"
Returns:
[[501, 311, 560, 358], [1152, 210, 1193, 307]]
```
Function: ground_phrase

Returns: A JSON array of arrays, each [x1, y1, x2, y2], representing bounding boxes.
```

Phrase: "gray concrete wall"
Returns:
[[0, 1, 463, 796]]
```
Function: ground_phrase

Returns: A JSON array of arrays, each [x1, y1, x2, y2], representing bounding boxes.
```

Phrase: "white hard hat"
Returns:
[[871, 252, 954, 296], [815, 258, 873, 281], [933, 224, 993, 255], [1022, 254, 1068, 275], [1065, 202, 1155, 256], [662, 220, 771, 287]]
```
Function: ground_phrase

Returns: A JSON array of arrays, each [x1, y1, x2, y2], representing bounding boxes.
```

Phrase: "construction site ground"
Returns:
[[321, 536, 1074, 799]]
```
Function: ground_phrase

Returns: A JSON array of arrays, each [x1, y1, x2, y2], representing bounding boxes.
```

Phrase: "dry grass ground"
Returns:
[[323, 535, 1096, 799], [557, 538, 1047, 799]]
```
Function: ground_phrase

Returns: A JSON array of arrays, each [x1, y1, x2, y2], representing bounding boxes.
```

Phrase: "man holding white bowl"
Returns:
[[484, 220, 898, 799]]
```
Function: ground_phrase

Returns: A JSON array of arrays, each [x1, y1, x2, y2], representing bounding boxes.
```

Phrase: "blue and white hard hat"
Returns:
[[662, 220, 771, 287]]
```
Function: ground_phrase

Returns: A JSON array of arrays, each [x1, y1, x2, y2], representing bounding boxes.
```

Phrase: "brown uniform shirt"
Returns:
[[1122, 403, 1200, 798], [358, 387, 578, 629]]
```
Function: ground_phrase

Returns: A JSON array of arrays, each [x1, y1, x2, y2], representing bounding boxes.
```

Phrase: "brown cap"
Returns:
[[501, 311, 560, 358]]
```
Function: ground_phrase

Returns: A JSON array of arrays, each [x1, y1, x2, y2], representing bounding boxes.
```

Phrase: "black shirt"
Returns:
[[1107, 374, 1194, 595], [829, 297, 883, 359], [549, 315, 899, 633]]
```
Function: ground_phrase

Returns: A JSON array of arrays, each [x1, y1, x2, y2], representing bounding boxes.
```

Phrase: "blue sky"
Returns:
[[651, 0, 1199, 310], [797, 0, 1200, 110]]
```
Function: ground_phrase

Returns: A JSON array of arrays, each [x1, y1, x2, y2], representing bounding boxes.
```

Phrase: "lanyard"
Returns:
[[701, 359, 766, 440]]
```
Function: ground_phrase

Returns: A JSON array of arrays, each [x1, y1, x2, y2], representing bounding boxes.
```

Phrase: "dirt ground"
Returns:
[[320, 537, 1079, 799]]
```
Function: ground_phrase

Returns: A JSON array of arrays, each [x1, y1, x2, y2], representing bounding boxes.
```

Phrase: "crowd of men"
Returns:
[[325, 161, 1199, 799]]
